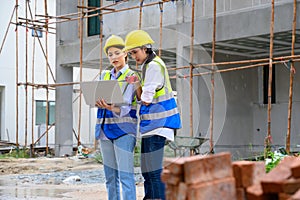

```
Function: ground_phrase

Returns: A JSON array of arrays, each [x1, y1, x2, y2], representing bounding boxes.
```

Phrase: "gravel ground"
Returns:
[[0, 157, 144, 200]]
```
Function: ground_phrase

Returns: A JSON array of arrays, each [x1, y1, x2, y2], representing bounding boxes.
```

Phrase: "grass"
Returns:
[[0, 147, 30, 159]]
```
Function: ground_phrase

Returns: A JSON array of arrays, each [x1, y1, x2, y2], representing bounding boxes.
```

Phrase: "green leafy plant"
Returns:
[[93, 151, 103, 164], [0, 147, 30, 159], [265, 150, 286, 173]]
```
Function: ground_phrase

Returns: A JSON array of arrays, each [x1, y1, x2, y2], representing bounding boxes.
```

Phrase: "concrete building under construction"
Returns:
[[1, 0, 300, 158]]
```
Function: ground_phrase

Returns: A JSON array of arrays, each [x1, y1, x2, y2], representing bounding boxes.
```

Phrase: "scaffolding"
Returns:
[[0, 0, 299, 156]]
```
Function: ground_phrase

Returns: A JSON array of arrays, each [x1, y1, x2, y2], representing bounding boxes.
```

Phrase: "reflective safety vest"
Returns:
[[140, 56, 181, 134], [95, 68, 137, 140]]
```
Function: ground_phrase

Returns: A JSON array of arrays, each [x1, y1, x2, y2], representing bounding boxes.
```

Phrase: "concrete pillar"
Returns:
[[55, 65, 73, 156]]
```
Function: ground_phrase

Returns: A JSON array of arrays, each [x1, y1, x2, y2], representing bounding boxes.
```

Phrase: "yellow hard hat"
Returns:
[[103, 35, 125, 55], [123, 30, 154, 52]]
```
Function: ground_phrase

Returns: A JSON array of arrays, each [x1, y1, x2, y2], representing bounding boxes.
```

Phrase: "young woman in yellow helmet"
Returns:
[[95, 35, 138, 200], [124, 30, 182, 200]]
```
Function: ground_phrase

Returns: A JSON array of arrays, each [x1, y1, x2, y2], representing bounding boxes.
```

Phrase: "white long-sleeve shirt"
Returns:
[[140, 60, 174, 141]]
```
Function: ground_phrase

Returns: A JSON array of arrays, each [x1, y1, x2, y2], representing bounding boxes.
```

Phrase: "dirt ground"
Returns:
[[0, 157, 144, 200]]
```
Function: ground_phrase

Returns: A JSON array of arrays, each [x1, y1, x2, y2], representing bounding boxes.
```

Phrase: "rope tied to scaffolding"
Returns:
[[159, 2, 163, 12], [282, 59, 296, 74], [140, 0, 144, 7]]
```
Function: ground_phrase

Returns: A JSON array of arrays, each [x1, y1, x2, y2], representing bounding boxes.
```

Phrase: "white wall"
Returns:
[[0, 1, 56, 146]]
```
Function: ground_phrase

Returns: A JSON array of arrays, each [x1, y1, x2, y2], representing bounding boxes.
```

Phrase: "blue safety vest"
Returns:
[[140, 56, 181, 134], [95, 68, 137, 140]]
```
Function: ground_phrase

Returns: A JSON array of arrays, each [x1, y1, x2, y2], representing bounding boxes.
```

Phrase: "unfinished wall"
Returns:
[[54, 0, 300, 157]]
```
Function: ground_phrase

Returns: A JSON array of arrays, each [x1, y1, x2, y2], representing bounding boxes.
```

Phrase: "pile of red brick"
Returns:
[[162, 152, 300, 200]]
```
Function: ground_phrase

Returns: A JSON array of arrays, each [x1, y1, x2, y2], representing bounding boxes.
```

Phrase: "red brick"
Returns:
[[290, 159, 300, 178], [184, 152, 233, 184], [236, 188, 247, 200], [161, 169, 183, 185], [164, 157, 186, 175], [281, 178, 300, 194], [290, 189, 300, 200], [166, 184, 178, 200], [261, 157, 297, 193], [260, 177, 300, 194], [232, 160, 266, 188], [246, 184, 278, 200], [187, 177, 236, 200], [279, 193, 291, 200], [177, 182, 187, 200]]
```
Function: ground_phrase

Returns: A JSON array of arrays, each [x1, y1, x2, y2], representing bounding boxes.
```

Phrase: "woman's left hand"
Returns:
[[96, 98, 120, 113]]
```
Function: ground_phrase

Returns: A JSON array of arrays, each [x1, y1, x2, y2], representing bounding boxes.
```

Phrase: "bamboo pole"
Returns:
[[0, 6, 17, 55], [25, 0, 29, 147], [27, 2, 56, 84], [189, 0, 195, 155], [31, 0, 37, 153], [169, 55, 300, 71], [27, 0, 53, 153], [139, 0, 144, 29], [95, 0, 104, 150], [265, 0, 275, 158], [209, 0, 217, 154], [46, 0, 172, 25], [15, 0, 19, 148], [158, 2, 163, 57], [34, 123, 55, 146], [286, 0, 297, 154], [17, 17, 56, 30], [36, 0, 128, 21], [44, 0, 50, 155], [17, 58, 300, 88], [98, 0, 104, 75], [11, 22, 56, 35], [9, 0, 300, 156], [78, 0, 80, 37], [187, 59, 296, 77], [77, 10, 84, 147]]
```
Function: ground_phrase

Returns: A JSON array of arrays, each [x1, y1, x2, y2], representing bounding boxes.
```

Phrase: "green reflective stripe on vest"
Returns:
[[103, 68, 137, 105], [151, 93, 174, 103], [140, 107, 179, 121]]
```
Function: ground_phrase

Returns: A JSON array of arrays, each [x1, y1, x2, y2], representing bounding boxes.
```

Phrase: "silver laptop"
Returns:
[[80, 80, 126, 107]]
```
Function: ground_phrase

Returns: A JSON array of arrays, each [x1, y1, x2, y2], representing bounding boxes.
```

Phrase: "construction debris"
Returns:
[[162, 152, 300, 200]]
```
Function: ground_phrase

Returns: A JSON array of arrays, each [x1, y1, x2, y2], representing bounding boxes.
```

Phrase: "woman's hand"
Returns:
[[95, 98, 120, 113], [142, 101, 150, 106]]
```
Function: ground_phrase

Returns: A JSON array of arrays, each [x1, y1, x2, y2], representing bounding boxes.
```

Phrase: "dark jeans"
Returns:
[[141, 135, 166, 200]]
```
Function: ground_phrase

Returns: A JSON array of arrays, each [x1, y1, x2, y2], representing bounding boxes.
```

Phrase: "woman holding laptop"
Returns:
[[95, 35, 139, 200]]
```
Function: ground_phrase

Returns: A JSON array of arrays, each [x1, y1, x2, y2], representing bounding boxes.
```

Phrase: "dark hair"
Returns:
[[145, 48, 153, 55], [106, 45, 125, 55]]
